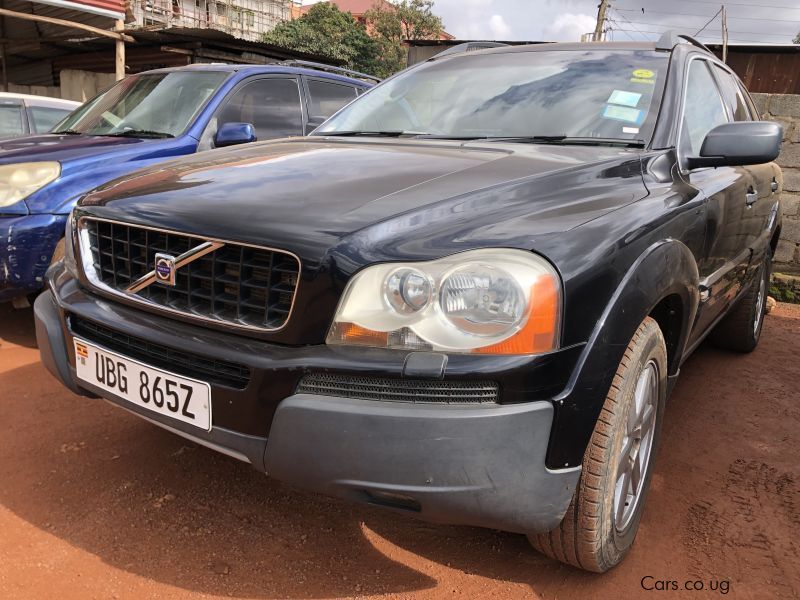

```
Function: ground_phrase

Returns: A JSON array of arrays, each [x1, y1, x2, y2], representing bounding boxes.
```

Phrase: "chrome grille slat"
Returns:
[[78, 218, 301, 332]]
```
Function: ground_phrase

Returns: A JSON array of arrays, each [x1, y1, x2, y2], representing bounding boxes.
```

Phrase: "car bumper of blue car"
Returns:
[[0, 214, 66, 302]]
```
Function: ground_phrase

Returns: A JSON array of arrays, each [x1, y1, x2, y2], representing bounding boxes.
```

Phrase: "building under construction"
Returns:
[[0, 0, 332, 101], [129, 0, 292, 43]]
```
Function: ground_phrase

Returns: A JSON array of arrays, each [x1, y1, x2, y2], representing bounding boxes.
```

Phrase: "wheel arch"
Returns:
[[546, 238, 700, 469]]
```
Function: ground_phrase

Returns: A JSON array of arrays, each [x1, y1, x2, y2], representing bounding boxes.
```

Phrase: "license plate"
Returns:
[[73, 338, 212, 431]]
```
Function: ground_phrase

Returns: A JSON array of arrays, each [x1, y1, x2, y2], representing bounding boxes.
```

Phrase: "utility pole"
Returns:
[[115, 18, 125, 81], [721, 5, 728, 63], [593, 0, 609, 41]]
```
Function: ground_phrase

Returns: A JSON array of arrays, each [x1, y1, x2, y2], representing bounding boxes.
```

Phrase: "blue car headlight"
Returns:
[[0, 162, 60, 208]]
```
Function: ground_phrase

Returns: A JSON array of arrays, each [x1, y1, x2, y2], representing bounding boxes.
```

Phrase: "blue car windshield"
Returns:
[[316, 49, 668, 144], [53, 71, 229, 138]]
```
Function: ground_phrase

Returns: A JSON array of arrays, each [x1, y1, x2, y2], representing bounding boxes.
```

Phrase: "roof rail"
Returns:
[[655, 30, 712, 53], [280, 60, 381, 83], [435, 41, 510, 58]]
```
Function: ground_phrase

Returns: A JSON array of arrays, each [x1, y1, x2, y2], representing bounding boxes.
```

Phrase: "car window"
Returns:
[[30, 106, 74, 132], [218, 78, 303, 140], [713, 66, 751, 121], [54, 71, 228, 137], [306, 80, 358, 118], [738, 81, 760, 119], [681, 59, 729, 156], [0, 104, 24, 136], [318, 50, 668, 143]]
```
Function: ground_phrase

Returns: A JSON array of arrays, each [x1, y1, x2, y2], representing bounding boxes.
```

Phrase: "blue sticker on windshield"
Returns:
[[602, 104, 645, 125], [607, 90, 642, 108]]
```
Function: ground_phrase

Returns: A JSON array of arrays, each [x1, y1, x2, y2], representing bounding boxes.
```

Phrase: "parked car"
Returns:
[[0, 92, 80, 139], [0, 62, 375, 305], [35, 34, 782, 572]]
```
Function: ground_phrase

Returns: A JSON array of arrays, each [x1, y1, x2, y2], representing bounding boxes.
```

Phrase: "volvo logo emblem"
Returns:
[[126, 241, 223, 295], [154, 253, 177, 286]]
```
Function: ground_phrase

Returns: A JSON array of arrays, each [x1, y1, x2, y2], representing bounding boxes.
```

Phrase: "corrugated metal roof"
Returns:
[[31, 0, 125, 19]]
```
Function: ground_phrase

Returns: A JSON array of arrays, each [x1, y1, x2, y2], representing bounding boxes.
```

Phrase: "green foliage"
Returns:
[[263, 1, 446, 80], [795, 32, 800, 44], [365, 0, 445, 77], [263, 2, 380, 76]]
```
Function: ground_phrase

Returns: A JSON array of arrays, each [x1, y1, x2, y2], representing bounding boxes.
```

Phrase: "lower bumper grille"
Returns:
[[296, 373, 499, 404], [69, 316, 251, 389]]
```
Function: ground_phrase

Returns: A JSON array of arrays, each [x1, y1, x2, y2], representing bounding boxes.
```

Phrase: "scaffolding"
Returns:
[[130, 0, 291, 42]]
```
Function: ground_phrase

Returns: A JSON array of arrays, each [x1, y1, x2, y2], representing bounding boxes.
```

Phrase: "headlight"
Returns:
[[0, 162, 60, 208], [327, 249, 561, 355]]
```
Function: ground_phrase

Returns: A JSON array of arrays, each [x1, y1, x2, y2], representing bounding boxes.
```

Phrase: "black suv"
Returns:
[[35, 33, 782, 572]]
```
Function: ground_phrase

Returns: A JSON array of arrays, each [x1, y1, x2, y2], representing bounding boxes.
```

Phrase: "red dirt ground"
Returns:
[[0, 302, 798, 599]]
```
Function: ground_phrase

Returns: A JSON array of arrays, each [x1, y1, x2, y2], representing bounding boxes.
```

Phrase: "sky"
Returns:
[[302, 0, 800, 45]]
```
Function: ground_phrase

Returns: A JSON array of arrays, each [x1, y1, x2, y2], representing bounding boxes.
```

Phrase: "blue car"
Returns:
[[0, 62, 374, 305]]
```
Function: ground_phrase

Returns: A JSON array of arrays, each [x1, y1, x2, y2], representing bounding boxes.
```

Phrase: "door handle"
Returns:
[[746, 188, 758, 206], [771, 179, 779, 193]]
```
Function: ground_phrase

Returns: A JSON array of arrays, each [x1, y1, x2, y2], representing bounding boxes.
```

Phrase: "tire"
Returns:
[[710, 252, 771, 353], [529, 317, 667, 572]]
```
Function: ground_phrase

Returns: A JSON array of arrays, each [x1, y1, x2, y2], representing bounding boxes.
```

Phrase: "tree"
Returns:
[[795, 32, 800, 44], [263, 3, 380, 76], [365, 0, 446, 77]]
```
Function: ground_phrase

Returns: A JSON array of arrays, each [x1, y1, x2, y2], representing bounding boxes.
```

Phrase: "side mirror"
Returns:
[[214, 122, 256, 147], [687, 121, 782, 169]]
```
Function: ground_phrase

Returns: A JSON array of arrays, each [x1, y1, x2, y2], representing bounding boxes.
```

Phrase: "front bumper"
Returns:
[[0, 214, 66, 302], [35, 269, 583, 534]]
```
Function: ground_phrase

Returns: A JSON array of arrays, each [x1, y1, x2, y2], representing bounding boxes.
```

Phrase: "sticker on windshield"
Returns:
[[602, 105, 645, 125], [623, 126, 640, 134], [632, 69, 655, 79], [607, 90, 642, 108], [630, 68, 656, 85]]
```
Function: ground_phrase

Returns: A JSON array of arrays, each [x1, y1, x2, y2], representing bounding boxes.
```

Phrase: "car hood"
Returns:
[[0, 134, 165, 164], [79, 137, 648, 265]]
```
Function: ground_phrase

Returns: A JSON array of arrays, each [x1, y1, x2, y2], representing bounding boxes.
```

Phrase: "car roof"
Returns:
[[137, 63, 375, 87], [429, 38, 716, 61], [0, 92, 80, 107]]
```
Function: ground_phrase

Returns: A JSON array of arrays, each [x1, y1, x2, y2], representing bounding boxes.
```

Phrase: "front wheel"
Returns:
[[529, 316, 667, 572]]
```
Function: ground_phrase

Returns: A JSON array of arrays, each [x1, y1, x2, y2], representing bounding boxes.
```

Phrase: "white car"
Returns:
[[0, 92, 80, 138]]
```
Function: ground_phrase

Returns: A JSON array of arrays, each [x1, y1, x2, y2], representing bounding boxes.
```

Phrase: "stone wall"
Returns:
[[751, 93, 800, 275]]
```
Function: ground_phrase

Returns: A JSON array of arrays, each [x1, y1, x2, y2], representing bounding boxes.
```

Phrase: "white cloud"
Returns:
[[488, 14, 513, 39], [304, 0, 797, 44], [542, 12, 597, 42]]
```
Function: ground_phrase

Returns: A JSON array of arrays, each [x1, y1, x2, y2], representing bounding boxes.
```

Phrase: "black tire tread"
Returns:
[[710, 256, 769, 353], [531, 317, 665, 572]]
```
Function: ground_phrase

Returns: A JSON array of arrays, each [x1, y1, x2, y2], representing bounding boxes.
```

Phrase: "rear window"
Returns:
[[307, 80, 358, 119], [0, 104, 24, 137]]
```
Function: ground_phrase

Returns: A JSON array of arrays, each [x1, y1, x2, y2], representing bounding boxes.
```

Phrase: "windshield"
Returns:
[[316, 49, 667, 144], [54, 71, 229, 137]]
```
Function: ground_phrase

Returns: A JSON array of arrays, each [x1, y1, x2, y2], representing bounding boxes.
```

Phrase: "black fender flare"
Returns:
[[546, 239, 700, 469]]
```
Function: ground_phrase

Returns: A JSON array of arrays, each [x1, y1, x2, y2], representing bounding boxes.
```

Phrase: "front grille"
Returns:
[[70, 316, 251, 389], [297, 373, 500, 404], [80, 218, 300, 332]]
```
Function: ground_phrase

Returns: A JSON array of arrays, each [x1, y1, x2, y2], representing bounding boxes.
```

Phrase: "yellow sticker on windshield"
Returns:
[[632, 68, 655, 79]]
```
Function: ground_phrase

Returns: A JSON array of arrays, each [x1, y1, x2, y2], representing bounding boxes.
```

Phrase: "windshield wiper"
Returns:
[[320, 130, 430, 138], [52, 129, 83, 135], [105, 129, 175, 139], [480, 136, 646, 148]]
